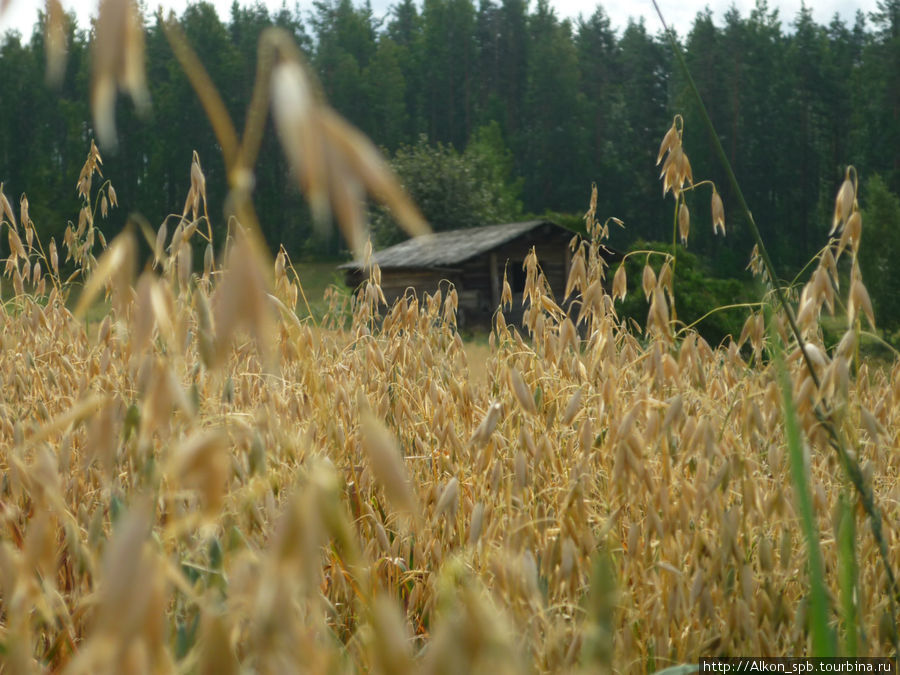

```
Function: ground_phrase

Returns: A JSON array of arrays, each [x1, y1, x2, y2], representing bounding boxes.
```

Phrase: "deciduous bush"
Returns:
[[614, 239, 751, 346], [371, 123, 523, 246]]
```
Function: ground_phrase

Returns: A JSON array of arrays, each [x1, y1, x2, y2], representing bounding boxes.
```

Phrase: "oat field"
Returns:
[[1, 5, 899, 673], [1, 141, 898, 672]]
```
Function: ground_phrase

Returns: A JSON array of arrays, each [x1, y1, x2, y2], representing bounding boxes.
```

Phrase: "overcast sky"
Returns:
[[0, 0, 879, 41]]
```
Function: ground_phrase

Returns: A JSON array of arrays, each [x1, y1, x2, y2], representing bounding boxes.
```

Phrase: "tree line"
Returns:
[[1, 0, 900, 281]]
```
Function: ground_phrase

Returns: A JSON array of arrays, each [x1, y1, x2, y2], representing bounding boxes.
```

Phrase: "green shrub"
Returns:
[[859, 174, 900, 336], [371, 123, 523, 246], [615, 239, 751, 346]]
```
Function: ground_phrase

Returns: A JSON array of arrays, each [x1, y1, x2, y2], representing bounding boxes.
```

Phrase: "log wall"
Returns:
[[347, 225, 582, 329]]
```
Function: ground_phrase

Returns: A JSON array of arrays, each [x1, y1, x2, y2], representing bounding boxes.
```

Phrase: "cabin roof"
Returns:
[[339, 220, 567, 271]]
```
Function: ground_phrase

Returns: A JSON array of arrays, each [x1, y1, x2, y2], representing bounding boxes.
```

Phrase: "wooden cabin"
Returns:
[[340, 220, 621, 328]]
